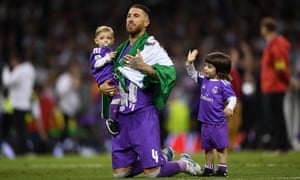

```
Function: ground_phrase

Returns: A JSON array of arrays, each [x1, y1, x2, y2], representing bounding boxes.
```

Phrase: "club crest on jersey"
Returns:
[[145, 41, 155, 46], [95, 55, 102, 60], [212, 86, 218, 94]]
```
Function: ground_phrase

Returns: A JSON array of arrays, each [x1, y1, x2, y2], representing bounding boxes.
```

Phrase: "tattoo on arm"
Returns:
[[141, 64, 157, 79], [131, 58, 139, 70], [129, 56, 157, 79]]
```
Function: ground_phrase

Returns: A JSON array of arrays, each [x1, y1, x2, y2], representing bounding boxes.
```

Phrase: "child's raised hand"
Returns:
[[109, 51, 116, 59], [224, 107, 234, 118], [187, 49, 199, 64]]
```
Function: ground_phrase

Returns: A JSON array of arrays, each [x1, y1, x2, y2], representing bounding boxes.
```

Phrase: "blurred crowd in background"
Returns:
[[1, 0, 300, 158]]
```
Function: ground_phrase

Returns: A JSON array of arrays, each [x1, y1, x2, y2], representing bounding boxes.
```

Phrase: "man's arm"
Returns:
[[272, 46, 290, 83], [123, 49, 157, 79], [2, 66, 21, 87], [99, 79, 118, 96], [133, 60, 157, 79]]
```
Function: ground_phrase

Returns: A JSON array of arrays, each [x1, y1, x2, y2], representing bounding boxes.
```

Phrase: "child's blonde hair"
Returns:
[[95, 26, 114, 37]]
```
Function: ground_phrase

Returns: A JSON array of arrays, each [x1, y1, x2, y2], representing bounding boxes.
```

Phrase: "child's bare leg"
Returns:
[[216, 148, 228, 176], [217, 148, 227, 164], [205, 149, 214, 165], [202, 149, 215, 176], [106, 94, 121, 135], [109, 94, 121, 120]]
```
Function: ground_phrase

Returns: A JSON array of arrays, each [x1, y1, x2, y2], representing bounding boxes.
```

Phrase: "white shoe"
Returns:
[[63, 138, 76, 151], [78, 146, 97, 157], [162, 147, 174, 161], [1, 142, 15, 160], [53, 143, 64, 158], [180, 153, 202, 176], [291, 140, 300, 151]]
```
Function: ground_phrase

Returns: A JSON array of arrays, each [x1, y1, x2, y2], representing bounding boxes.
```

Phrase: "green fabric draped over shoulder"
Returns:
[[114, 33, 149, 91], [101, 33, 176, 118], [143, 64, 176, 110]]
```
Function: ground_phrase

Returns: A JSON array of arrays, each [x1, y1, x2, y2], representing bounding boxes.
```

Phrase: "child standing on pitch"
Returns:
[[186, 50, 237, 177], [90, 26, 120, 135]]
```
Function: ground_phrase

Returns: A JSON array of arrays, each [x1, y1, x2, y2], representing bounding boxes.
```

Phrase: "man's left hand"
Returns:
[[123, 49, 157, 79], [123, 49, 144, 71]]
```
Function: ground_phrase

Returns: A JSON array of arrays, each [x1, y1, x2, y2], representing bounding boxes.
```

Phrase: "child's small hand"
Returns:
[[109, 51, 116, 59], [224, 107, 234, 118], [187, 49, 199, 64]]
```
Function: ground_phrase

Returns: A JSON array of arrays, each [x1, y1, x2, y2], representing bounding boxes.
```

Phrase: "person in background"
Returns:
[[54, 62, 81, 157], [1, 53, 36, 157], [259, 17, 291, 153], [28, 82, 55, 154], [0, 88, 15, 159], [284, 41, 300, 150], [227, 47, 242, 151]]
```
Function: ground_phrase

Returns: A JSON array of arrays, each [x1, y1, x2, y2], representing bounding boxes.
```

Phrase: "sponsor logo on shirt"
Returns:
[[200, 94, 214, 102]]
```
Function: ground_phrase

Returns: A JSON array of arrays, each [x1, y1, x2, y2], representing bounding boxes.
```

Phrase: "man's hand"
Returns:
[[123, 49, 144, 71], [123, 49, 157, 79], [99, 79, 118, 96], [187, 49, 199, 64]]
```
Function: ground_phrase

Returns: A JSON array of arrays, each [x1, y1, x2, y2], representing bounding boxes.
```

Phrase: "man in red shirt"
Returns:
[[227, 47, 243, 151], [260, 17, 291, 152]]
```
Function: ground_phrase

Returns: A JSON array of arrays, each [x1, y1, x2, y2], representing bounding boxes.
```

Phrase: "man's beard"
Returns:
[[127, 24, 143, 37]]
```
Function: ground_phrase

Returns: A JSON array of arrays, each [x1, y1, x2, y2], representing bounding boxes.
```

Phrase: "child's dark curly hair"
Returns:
[[205, 52, 232, 81]]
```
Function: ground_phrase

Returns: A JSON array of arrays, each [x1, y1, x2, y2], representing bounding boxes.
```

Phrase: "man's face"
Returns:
[[9, 57, 19, 68], [126, 7, 149, 36], [260, 26, 267, 37]]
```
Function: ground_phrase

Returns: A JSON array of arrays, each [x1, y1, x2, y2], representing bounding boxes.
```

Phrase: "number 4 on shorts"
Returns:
[[152, 149, 159, 163]]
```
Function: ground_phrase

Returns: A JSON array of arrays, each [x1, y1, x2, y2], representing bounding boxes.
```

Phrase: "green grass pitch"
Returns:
[[0, 151, 300, 179]]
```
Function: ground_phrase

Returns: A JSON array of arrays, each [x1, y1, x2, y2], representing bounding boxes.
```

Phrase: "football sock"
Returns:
[[205, 163, 215, 171], [109, 95, 121, 120], [177, 160, 187, 171], [218, 163, 227, 172], [157, 161, 181, 177]]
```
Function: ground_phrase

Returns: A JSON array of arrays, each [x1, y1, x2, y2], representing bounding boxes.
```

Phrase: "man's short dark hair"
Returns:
[[261, 17, 277, 32], [130, 4, 151, 18]]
